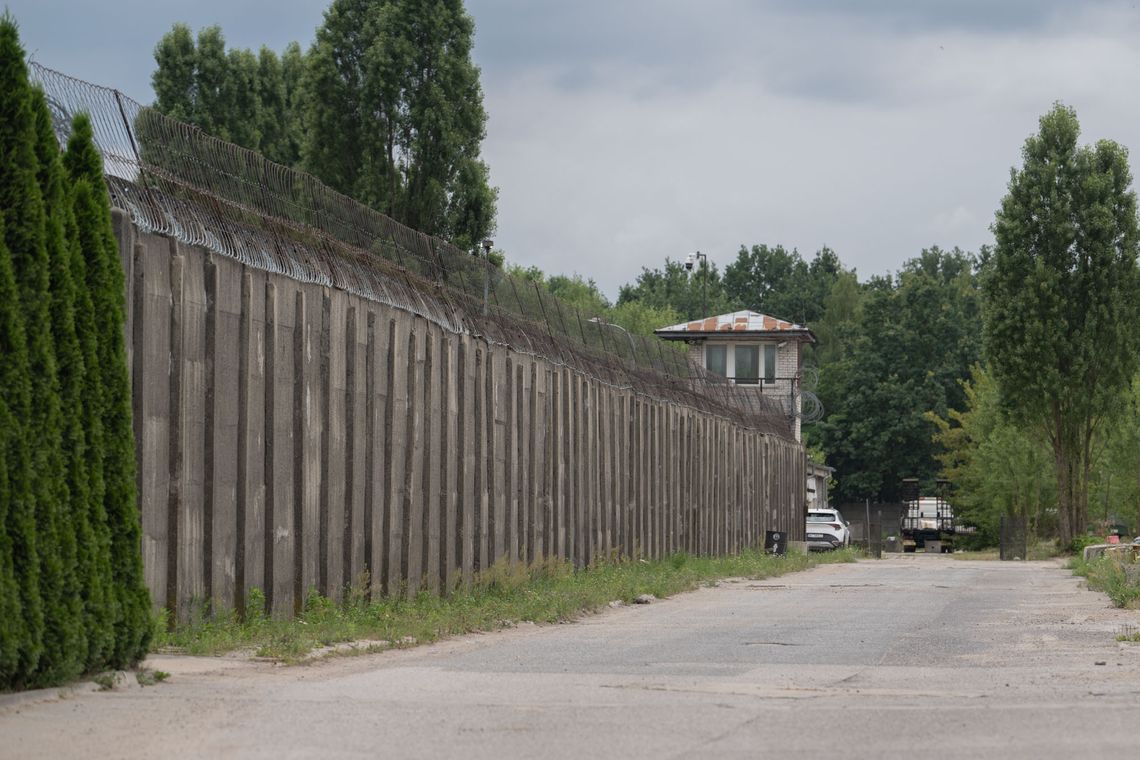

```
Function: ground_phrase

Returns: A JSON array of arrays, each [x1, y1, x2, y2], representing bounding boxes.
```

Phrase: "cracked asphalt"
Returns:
[[3, 555, 1140, 759]]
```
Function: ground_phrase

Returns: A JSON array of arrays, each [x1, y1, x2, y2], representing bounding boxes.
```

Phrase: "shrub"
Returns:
[[0, 14, 151, 689], [1078, 555, 1140, 608]]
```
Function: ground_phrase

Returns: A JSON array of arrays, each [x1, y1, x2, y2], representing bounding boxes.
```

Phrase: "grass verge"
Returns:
[[153, 548, 859, 661], [1069, 553, 1140, 608], [951, 541, 1062, 561]]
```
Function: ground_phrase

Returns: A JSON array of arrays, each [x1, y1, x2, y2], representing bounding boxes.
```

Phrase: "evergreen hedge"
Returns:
[[65, 114, 152, 667], [0, 14, 151, 690]]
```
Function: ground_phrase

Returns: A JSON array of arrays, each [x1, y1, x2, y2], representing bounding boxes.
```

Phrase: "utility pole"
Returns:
[[480, 238, 493, 315]]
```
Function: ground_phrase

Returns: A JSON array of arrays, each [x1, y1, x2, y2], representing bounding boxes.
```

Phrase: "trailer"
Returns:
[[900, 494, 955, 553]]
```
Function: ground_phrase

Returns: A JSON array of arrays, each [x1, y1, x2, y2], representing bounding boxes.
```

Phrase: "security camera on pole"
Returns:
[[476, 238, 492, 314], [684, 251, 709, 316]]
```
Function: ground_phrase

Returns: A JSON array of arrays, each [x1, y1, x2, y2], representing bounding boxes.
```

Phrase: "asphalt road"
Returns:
[[3, 555, 1140, 759]]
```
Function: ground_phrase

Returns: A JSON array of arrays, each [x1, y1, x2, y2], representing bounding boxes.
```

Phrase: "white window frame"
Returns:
[[703, 341, 778, 385]]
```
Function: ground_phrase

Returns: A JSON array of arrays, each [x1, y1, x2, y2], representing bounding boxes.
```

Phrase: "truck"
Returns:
[[900, 494, 955, 553]]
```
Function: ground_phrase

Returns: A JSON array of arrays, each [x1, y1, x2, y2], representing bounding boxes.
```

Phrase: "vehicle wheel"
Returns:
[[904, 545, 915, 553]]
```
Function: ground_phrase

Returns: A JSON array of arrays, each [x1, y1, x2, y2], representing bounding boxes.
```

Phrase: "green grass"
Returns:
[[134, 668, 169, 686], [1115, 625, 1140, 642], [152, 549, 859, 661], [951, 541, 1062, 561], [950, 548, 1000, 561], [1069, 553, 1140, 608], [92, 672, 121, 691]]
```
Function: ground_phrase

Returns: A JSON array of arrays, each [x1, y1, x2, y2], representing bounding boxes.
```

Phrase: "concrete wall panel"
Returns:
[[175, 246, 206, 621], [135, 233, 173, 611], [207, 254, 242, 612], [299, 283, 324, 602], [121, 223, 808, 620], [384, 313, 411, 596]]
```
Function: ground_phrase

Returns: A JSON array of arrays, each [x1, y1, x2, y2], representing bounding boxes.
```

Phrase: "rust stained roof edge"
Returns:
[[654, 328, 817, 343]]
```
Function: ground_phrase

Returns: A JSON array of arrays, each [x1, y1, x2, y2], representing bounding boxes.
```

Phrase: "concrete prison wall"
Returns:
[[112, 212, 807, 620]]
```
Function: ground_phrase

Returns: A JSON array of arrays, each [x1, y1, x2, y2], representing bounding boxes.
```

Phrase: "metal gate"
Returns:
[[836, 502, 895, 558], [865, 508, 883, 558], [999, 515, 1028, 560]]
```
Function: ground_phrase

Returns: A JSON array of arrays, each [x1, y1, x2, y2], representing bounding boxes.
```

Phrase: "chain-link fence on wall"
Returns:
[[837, 502, 889, 558], [32, 62, 805, 439]]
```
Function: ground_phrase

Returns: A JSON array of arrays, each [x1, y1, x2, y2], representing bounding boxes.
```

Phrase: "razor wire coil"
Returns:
[[30, 61, 803, 439]]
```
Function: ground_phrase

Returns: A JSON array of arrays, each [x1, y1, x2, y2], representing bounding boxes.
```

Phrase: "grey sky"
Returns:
[[10, 0, 1140, 299]]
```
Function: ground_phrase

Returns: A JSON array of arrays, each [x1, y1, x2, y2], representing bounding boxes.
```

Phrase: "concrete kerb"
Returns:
[[1084, 544, 1140, 562]]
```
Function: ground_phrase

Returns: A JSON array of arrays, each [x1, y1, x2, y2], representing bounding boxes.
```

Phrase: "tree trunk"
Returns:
[[1052, 432, 1077, 547], [1078, 423, 1094, 539], [1054, 439, 1094, 547], [1055, 458, 1072, 547]]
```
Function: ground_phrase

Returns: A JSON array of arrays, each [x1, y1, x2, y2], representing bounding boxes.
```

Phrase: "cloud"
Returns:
[[11, 0, 1140, 300], [11, 0, 324, 101], [764, 0, 1076, 34], [476, 0, 1140, 294]]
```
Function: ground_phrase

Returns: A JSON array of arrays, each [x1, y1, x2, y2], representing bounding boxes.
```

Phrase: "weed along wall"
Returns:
[[113, 213, 806, 621]]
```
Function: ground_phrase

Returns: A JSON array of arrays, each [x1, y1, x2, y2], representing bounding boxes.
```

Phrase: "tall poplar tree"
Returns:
[[192, 25, 229, 140], [152, 25, 305, 166], [150, 1, 497, 247], [151, 22, 196, 123], [256, 44, 303, 166], [301, 0, 496, 248], [985, 104, 1140, 546], [223, 46, 261, 149], [279, 42, 307, 166]]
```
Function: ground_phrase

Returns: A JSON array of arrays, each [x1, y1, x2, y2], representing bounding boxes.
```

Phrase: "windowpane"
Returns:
[[705, 345, 727, 377], [764, 344, 777, 383], [735, 345, 759, 384]]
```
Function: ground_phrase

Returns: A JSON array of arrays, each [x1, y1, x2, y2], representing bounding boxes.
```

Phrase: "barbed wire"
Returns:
[[30, 61, 801, 439]]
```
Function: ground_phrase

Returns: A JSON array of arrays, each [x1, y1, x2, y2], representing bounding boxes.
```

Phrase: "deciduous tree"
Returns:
[[984, 104, 1140, 546], [301, 0, 496, 248], [151, 1, 496, 248], [151, 23, 196, 122], [928, 366, 1055, 543], [722, 244, 842, 325], [815, 248, 982, 502], [616, 258, 731, 320]]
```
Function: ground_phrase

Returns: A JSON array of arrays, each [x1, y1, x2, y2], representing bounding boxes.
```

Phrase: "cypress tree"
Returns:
[[1, 18, 84, 685], [0, 219, 35, 689], [0, 398, 19, 678], [65, 114, 152, 666], [35, 90, 111, 673], [0, 12, 48, 685], [64, 173, 117, 670]]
